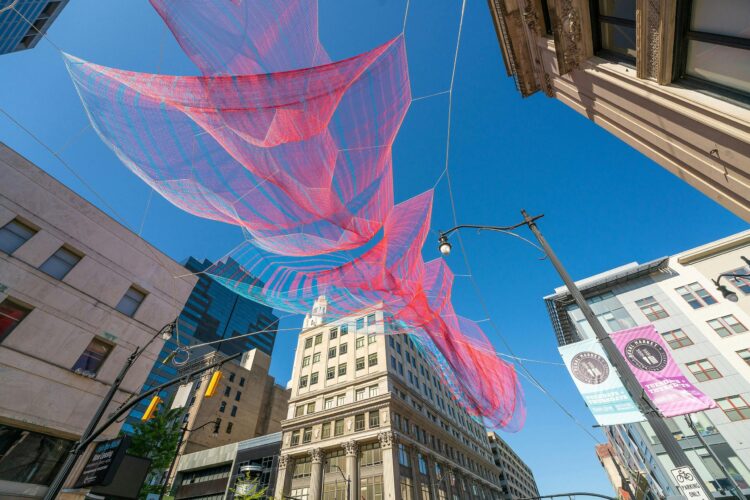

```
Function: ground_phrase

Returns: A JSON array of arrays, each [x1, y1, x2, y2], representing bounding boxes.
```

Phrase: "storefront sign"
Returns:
[[75, 436, 130, 488]]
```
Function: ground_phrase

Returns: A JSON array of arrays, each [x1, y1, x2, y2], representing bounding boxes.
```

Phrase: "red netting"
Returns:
[[64, 0, 525, 431]]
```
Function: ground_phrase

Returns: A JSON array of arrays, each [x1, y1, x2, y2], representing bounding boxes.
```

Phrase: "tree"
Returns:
[[127, 407, 183, 499], [230, 471, 268, 500]]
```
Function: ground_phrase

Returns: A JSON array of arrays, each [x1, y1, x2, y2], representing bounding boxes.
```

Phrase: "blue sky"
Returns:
[[0, 0, 746, 496]]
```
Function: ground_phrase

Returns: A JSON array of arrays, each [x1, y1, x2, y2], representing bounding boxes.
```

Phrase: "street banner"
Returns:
[[171, 381, 193, 409], [559, 338, 645, 425], [611, 325, 716, 417]]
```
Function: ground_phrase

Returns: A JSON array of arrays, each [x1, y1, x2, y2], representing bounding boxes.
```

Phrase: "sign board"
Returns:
[[171, 381, 194, 409], [75, 436, 131, 488], [670, 467, 711, 500]]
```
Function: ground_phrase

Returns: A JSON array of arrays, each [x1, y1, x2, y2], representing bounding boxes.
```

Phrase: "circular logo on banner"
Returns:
[[571, 351, 610, 385], [625, 338, 667, 372]]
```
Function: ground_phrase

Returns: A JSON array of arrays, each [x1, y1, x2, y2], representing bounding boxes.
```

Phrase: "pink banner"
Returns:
[[611, 325, 716, 417]]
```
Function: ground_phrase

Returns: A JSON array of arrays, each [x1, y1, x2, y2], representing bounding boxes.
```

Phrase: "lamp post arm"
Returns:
[[440, 216, 544, 238], [714, 273, 750, 286]]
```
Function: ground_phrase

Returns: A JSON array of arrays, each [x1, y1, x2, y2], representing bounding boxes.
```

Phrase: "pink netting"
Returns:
[[65, 0, 525, 431]]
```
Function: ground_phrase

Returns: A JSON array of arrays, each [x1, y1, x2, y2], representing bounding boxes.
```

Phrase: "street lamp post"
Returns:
[[438, 209, 713, 495], [712, 257, 750, 302], [329, 463, 351, 500], [159, 418, 221, 499], [43, 320, 177, 499]]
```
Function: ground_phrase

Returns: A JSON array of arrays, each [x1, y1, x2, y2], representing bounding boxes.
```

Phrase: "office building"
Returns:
[[179, 349, 290, 455], [487, 0, 750, 222], [544, 230, 750, 498], [0, 142, 196, 497], [173, 432, 282, 500], [0, 0, 68, 54], [122, 255, 279, 434], [487, 432, 540, 499], [274, 296, 503, 500]]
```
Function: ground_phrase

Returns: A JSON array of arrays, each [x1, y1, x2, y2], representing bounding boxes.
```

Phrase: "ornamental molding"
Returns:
[[309, 448, 324, 463], [278, 454, 290, 469], [521, 2, 538, 33], [378, 430, 396, 449], [342, 440, 359, 456]]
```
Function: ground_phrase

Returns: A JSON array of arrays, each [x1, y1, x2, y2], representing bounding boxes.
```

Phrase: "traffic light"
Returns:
[[141, 395, 162, 421], [204, 371, 223, 398]]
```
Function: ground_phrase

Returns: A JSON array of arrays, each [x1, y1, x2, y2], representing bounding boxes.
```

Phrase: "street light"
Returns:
[[328, 463, 351, 500], [437, 209, 713, 495], [711, 257, 750, 303]]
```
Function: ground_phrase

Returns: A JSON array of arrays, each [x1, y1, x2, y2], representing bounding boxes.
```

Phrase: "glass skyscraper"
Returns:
[[122, 257, 279, 433]]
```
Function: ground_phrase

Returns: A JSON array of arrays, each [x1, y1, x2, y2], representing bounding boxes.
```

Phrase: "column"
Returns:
[[343, 440, 359, 500], [408, 446, 421, 500], [274, 454, 292, 500], [425, 454, 437, 499], [309, 448, 324, 500], [444, 467, 455, 500], [378, 431, 400, 500]]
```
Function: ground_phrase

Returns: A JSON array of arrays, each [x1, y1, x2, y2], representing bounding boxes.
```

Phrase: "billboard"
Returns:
[[560, 338, 645, 425], [611, 325, 716, 417]]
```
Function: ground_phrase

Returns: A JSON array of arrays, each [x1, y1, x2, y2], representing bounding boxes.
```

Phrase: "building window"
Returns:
[[72, 337, 113, 377], [339, 324, 348, 336], [322, 422, 331, 438], [334, 418, 344, 436], [304, 337, 313, 349], [290, 430, 301, 446], [636, 296, 669, 321], [0, 298, 32, 343], [370, 411, 380, 428], [398, 443, 410, 466], [676, 282, 717, 309], [0, 423, 73, 485], [293, 457, 311, 477], [235, 391, 242, 401], [115, 286, 146, 317], [324, 397, 334, 409], [673, 0, 750, 97], [315, 334, 322, 345], [708, 315, 747, 337], [302, 426, 312, 443], [360, 443, 382, 466], [330, 327, 338, 339], [239, 377, 245, 387], [299, 375, 308, 388], [224, 386, 231, 397], [310, 372, 319, 385], [307, 402, 315, 414], [686, 359, 722, 381], [661, 329, 694, 349], [360, 475, 384, 500], [356, 317, 365, 330], [738, 349, 750, 366], [336, 394, 345, 406], [231, 405, 237, 417], [329, 347, 336, 359], [368, 353, 378, 367], [302, 356, 310, 367], [226, 422, 233, 434], [291, 488, 309, 499], [0, 219, 36, 254], [356, 336, 365, 348], [716, 395, 750, 422], [369, 385, 379, 397], [313, 352, 321, 363], [355, 413, 365, 431], [228, 372, 235, 382], [367, 313, 376, 325], [356, 388, 366, 401], [590, 0, 636, 62], [368, 333, 376, 344], [340, 343, 348, 355], [295, 405, 305, 417], [726, 266, 750, 294], [39, 246, 82, 280], [356, 357, 365, 370], [219, 401, 226, 413], [338, 363, 347, 376], [418, 453, 428, 475], [327, 367, 335, 380]]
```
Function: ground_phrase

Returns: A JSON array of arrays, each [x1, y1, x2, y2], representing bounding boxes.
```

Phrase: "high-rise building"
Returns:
[[486, 0, 750, 222], [0, 142, 196, 496], [0, 0, 68, 55], [487, 432, 539, 500], [122, 256, 279, 434], [274, 297, 504, 500], [544, 230, 750, 498]]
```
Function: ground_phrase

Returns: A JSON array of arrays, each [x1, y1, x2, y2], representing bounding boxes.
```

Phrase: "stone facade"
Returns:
[[0, 142, 196, 497], [486, 0, 750, 222], [274, 297, 504, 500], [487, 432, 539, 499]]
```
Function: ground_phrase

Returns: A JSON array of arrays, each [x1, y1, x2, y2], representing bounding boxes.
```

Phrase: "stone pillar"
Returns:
[[309, 448, 324, 500], [378, 431, 400, 500], [343, 440, 359, 500], [274, 454, 292, 500]]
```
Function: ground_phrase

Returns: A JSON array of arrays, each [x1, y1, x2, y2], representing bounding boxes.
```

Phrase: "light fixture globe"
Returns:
[[160, 322, 174, 341], [717, 284, 739, 303], [438, 235, 452, 256]]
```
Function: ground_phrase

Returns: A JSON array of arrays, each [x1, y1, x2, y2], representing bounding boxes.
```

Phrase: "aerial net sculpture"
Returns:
[[65, 0, 525, 431]]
